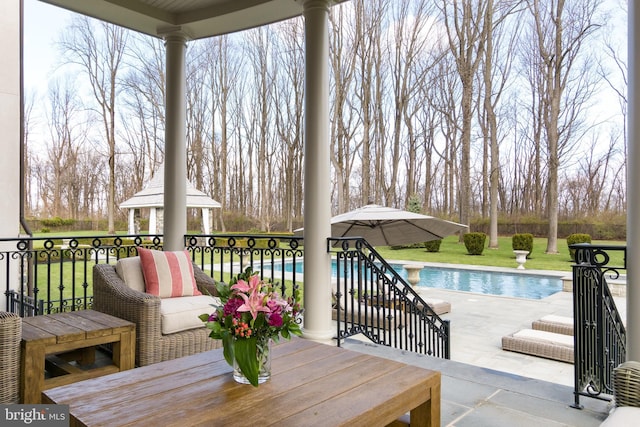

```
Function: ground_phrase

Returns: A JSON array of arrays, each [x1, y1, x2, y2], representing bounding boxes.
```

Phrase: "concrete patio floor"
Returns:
[[343, 338, 610, 426], [339, 267, 627, 426]]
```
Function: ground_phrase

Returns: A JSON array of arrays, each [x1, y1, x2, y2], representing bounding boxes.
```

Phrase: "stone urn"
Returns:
[[513, 250, 530, 270], [403, 264, 424, 286]]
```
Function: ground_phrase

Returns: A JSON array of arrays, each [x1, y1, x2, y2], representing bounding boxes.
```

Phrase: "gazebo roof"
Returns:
[[120, 165, 221, 209]]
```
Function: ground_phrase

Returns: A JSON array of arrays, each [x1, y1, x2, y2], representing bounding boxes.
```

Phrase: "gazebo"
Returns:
[[120, 164, 221, 235]]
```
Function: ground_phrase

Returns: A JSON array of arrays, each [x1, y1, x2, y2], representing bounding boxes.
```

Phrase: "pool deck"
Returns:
[[340, 263, 624, 425]]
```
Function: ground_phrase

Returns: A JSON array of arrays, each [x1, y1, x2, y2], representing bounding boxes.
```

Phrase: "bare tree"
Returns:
[[58, 16, 128, 234], [526, 0, 602, 253], [273, 20, 305, 231], [440, 0, 488, 235], [329, 4, 360, 213], [351, 0, 387, 207], [23, 92, 37, 216], [121, 34, 166, 193], [477, 0, 522, 248], [44, 78, 87, 218], [203, 35, 240, 232], [392, 0, 438, 207], [430, 54, 462, 217]]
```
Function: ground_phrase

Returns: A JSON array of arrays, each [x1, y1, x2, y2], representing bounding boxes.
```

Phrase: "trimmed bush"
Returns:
[[512, 233, 534, 258], [424, 239, 442, 253], [40, 217, 75, 227], [463, 232, 486, 255], [567, 233, 592, 261]]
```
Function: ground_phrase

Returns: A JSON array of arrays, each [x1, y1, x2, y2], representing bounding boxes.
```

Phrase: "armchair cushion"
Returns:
[[138, 248, 202, 298], [160, 295, 221, 334]]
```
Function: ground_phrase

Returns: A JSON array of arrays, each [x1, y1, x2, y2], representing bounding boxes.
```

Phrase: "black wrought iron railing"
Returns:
[[0, 235, 165, 316], [184, 234, 304, 303], [329, 237, 450, 359], [0, 234, 304, 316], [571, 243, 627, 408], [1, 233, 450, 359]]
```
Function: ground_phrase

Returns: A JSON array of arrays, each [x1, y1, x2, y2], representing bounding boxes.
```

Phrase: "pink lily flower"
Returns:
[[237, 290, 270, 320], [231, 275, 263, 294]]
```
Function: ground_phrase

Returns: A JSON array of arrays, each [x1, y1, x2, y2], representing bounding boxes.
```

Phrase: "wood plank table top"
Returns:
[[42, 338, 441, 427]]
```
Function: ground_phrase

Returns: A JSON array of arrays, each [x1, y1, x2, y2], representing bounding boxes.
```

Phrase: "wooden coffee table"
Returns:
[[20, 310, 135, 404], [42, 338, 441, 426]]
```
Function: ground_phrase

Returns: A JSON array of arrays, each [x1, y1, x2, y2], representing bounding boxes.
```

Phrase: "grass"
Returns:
[[28, 231, 627, 304], [31, 230, 627, 273], [374, 235, 627, 272]]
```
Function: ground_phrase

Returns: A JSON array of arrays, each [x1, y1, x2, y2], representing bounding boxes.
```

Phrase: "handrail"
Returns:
[[328, 237, 450, 358], [571, 243, 626, 408]]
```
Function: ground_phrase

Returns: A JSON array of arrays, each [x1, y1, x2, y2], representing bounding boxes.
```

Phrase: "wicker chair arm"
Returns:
[[93, 264, 162, 366], [193, 265, 219, 297], [613, 361, 640, 407], [93, 264, 160, 312], [0, 311, 21, 404]]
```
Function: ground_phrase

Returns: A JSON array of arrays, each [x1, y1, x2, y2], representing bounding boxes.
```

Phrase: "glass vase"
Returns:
[[233, 338, 272, 385]]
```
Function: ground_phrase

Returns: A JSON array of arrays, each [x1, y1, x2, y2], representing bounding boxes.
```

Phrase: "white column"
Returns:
[[149, 208, 157, 235], [0, 0, 21, 310], [301, 0, 333, 342], [163, 32, 188, 251], [627, 2, 640, 361], [128, 209, 135, 234], [202, 208, 210, 234]]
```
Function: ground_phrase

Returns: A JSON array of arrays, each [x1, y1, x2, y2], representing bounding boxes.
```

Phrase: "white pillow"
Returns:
[[115, 257, 146, 293]]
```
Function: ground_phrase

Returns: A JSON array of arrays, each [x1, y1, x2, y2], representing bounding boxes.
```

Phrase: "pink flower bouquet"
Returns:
[[200, 268, 302, 386]]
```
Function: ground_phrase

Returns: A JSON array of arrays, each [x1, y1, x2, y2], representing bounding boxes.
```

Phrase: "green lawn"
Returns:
[[374, 235, 626, 272], [31, 231, 627, 273], [28, 232, 627, 305]]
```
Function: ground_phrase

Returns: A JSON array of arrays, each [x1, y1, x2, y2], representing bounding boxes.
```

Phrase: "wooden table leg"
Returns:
[[410, 381, 441, 427], [112, 329, 135, 370], [21, 341, 46, 404]]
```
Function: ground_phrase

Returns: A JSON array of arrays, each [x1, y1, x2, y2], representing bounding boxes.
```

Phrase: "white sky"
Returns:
[[23, 0, 75, 96]]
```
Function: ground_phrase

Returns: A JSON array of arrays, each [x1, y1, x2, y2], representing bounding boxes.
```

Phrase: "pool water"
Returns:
[[391, 264, 562, 300], [274, 261, 562, 300]]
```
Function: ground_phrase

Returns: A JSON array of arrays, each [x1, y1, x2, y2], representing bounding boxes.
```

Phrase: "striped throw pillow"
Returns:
[[138, 248, 202, 298]]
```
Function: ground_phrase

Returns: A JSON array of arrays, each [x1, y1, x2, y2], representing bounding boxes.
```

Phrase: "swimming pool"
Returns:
[[273, 261, 563, 300], [391, 264, 562, 299]]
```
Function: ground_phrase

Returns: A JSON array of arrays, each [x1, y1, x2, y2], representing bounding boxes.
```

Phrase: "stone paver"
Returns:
[[341, 265, 625, 426]]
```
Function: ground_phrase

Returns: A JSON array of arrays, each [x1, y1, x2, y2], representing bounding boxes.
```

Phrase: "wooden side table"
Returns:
[[20, 310, 135, 404]]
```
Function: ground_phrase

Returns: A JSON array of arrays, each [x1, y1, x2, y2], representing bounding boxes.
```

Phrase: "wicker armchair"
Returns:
[[599, 361, 640, 426], [92, 263, 222, 367], [0, 311, 21, 403], [613, 361, 640, 407]]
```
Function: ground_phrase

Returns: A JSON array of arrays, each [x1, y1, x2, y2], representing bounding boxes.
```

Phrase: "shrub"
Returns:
[[567, 233, 592, 262], [512, 233, 534, 258], [463, 232, 486, 255], [40, 217, 75, 228], [424, 239, 442, 252]]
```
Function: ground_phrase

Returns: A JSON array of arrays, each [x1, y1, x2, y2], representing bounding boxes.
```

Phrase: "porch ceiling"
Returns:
[[39, 0, 312, 40]]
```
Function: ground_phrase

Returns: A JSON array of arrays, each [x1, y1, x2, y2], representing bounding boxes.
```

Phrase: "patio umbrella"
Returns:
[[296, 204, 468, 246]]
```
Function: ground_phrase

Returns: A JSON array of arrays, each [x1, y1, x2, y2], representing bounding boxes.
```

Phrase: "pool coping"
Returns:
[[385, 259, 570, 278]]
